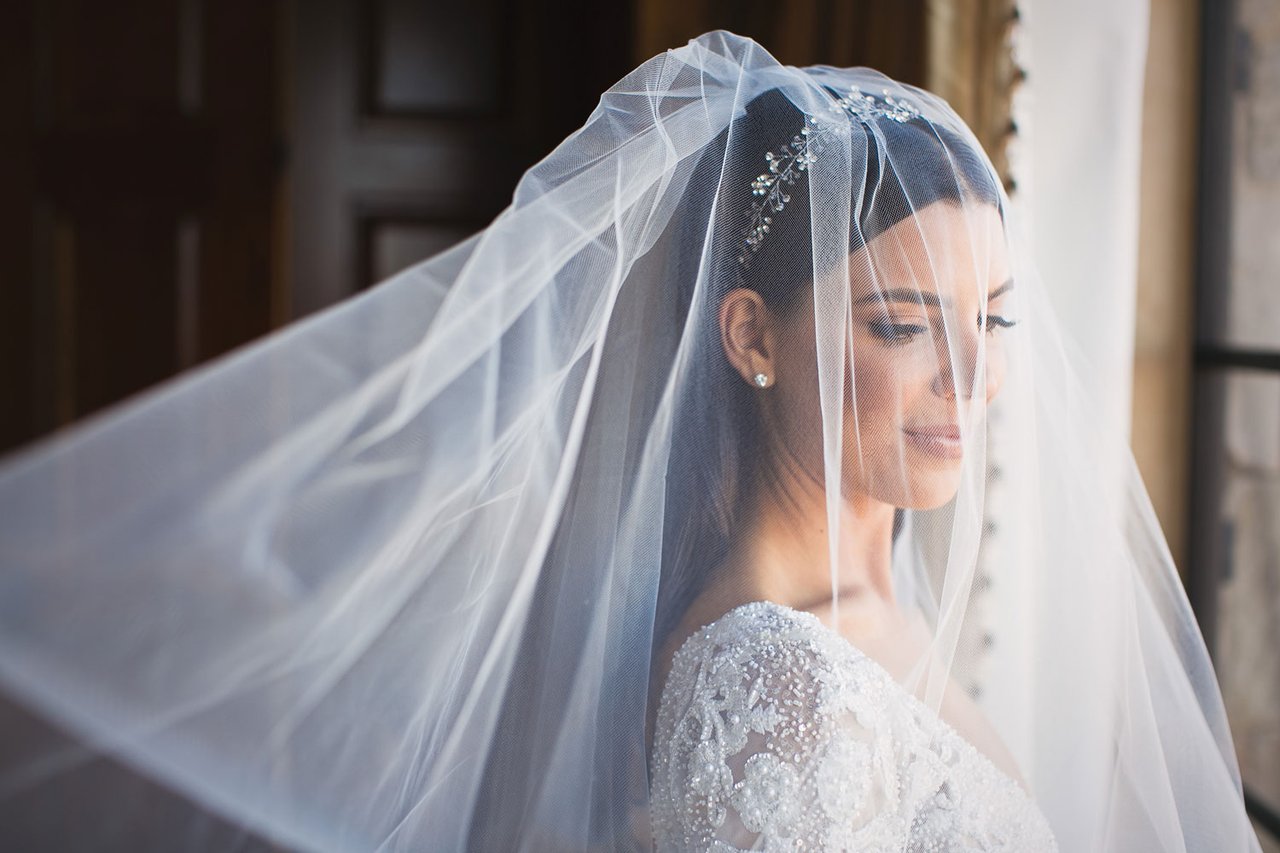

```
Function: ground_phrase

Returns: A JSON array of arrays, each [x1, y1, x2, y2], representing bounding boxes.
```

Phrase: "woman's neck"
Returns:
[[720, 461, 899, 613]]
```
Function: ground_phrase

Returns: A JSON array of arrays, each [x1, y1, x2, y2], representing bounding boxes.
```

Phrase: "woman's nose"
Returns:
[[933, 333, 999, 401]]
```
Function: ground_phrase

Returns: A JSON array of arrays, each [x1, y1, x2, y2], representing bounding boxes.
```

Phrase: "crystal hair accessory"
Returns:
[[737, 86, 921, 271]]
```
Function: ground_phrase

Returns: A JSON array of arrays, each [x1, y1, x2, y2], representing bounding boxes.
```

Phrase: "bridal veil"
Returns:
[[0, 30, 1261, 852]]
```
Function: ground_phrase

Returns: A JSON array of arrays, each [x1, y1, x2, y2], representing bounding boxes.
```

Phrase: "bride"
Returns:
[[644, 87, 1050, 849], [0, 31, 1262, 852]]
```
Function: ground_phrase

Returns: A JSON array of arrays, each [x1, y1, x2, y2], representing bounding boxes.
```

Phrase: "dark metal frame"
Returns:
[[1189, 0, 1279, 838]]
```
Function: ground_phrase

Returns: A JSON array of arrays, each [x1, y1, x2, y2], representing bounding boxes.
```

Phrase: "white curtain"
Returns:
[[1017, 0, 1150, 443], [982, 7, 1152, 838]]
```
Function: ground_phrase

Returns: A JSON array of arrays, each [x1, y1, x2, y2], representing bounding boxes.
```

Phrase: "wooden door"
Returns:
[[289, 0, 632, 316], [0, 0, 281, 457]]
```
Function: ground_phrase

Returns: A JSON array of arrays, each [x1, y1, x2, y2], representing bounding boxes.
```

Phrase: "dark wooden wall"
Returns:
[[635, 0, 927, 85], [0, 0, 635, 459], [1, 0, 282, 457]]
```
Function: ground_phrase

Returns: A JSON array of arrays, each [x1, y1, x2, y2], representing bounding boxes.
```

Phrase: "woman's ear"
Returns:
[[718, 287, 776, 388]]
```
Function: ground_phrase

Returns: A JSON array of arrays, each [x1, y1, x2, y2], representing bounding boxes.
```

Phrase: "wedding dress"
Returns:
[[0, 30, 1262, 852], [650, 602, 1058, 851]]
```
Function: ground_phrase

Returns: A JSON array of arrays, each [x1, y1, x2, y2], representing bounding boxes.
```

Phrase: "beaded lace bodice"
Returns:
[[649, 601, 1058, 852]]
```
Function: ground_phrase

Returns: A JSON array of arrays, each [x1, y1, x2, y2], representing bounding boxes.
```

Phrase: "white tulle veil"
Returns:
[[0, 30, 1261, 852]]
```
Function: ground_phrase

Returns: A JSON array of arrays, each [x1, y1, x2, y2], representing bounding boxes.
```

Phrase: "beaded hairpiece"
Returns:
[[737, 86, 922, 272]]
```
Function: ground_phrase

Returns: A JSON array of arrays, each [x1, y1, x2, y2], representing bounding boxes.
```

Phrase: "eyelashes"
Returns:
[[867, 318, 929, 344], [866, 314, 1019, 345], [984, 315, 1018, 335]]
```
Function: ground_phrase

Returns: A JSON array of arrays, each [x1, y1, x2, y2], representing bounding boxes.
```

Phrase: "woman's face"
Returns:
[[767, 201, 1014, 510]]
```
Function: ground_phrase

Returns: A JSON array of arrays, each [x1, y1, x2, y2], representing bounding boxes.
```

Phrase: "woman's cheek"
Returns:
[[986, 346, 1007, 401], [847, 364, 902, 457]]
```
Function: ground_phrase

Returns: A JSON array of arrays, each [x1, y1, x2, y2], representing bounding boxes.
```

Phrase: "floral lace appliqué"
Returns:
[[649, 601, 1059, 852]]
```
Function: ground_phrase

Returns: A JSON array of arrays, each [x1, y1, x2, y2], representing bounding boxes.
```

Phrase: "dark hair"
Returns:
[[655, 85, 1003, 650]]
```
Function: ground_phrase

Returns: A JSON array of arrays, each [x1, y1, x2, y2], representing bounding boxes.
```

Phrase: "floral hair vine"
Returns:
[[737, 86, 922, 271]]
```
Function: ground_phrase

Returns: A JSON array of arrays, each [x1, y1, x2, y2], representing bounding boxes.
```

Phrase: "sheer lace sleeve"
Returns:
[[648, 602, 1059, 852]]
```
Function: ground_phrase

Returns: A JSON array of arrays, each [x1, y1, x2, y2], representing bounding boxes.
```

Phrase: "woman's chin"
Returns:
[[853, 470, 961, 511], [901, 490, 958, 511], [899, 471, 963, 510]]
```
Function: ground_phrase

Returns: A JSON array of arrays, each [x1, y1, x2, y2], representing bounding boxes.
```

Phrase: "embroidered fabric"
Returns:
[[650, 602, 1059, 852]]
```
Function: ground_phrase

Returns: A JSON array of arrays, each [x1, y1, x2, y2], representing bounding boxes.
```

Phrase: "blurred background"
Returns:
[[0, 0, 1275, 848]]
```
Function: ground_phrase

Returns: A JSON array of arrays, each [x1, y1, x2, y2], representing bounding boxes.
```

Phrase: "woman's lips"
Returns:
[[903, 425, 963, 459]]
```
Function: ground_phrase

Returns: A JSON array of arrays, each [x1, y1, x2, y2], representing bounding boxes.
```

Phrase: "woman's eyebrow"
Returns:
[[854, 288, 947, 308], [853, 278, 1015, 309], [989, 278, 1015, 300]]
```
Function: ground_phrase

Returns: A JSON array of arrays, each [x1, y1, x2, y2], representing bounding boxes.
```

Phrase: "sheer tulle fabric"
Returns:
[[0, 31, 1261, 852]]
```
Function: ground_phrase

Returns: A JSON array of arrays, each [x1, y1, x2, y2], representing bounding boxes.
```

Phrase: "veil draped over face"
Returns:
[[0, 31, 1262, 852]]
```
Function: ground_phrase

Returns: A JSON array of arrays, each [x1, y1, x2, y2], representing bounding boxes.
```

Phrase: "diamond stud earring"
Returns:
[[753, 373, 770, 388]]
